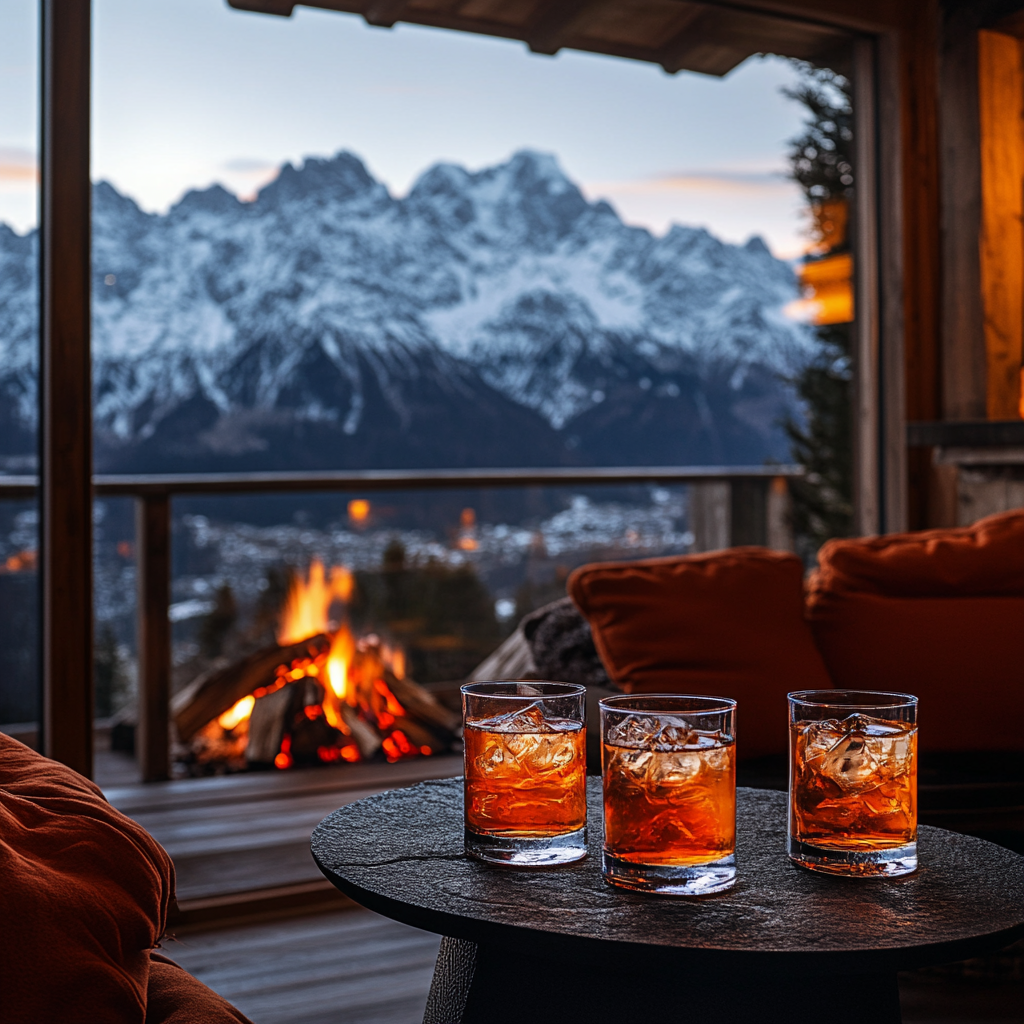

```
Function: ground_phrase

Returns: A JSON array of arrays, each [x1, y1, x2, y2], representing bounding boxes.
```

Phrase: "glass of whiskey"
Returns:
[[461, 681, 587, 866], [600, 694, 737, 895], [788, 690, 918, 877]]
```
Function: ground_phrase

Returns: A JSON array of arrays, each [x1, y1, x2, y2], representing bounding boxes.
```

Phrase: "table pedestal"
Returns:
[[422, 935, 902, 1024]]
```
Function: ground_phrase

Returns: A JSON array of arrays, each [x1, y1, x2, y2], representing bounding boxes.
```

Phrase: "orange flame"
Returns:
[[218, 694, 255, 730], [277, 559, 353, 645], [325, 625, 356, 704], [203, 577, 424, 771]]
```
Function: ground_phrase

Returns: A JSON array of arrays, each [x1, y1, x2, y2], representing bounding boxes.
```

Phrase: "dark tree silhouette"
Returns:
[[782, 64, 855, 559]]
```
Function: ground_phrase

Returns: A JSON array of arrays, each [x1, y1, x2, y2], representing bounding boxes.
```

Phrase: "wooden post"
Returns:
[[136, 494, 171, 782], [729, 479, 767, 547], [40, 0, 94, 777], [689, 482, 730, 552], [853, 31, 909, 536], [852, 36, 883, 538], [766, 476, 795, 552]]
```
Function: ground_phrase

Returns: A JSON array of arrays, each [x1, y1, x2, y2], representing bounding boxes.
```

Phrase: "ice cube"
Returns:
[[800, 719, 847, 765], [858, 717, 916, 778], [473, 701, 548, 734], [605, 716, 663, 750], [700, 742, 734, 774], [473, 734, 523, 777], [815, 715, 908, 794], [605, 745, 653, 781], [818, 731, 881, 793], [646, 750, 703, 786], [502, 731, 545, 760], [657, 720, 698, 750], [518, 732, 577, 773]]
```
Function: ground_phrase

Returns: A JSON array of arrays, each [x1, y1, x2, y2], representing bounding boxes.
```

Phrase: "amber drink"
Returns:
[[789, 690, 918, 877], [462, 681, 587, 866], [600, 695, 736, 895]]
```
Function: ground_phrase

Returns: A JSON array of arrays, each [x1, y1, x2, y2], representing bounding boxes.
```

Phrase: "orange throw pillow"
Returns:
[[0, 733, 172, 1022], [568, 548, 832, 759], [807, 509, 1024, 752], [146, 953, 253, 1024]]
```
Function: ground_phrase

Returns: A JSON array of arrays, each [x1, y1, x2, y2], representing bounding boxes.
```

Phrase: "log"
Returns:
[[467, 627, 537, 683], [173, 634, 329, 741], [340, 704, 383, 760], [392, 716, 448, 755], [385, 670, 462, 737], [246, 685, 293, 764]]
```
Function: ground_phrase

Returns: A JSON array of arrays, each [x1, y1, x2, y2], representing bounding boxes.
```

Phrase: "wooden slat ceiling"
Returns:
[[227, 0, 852, 77]]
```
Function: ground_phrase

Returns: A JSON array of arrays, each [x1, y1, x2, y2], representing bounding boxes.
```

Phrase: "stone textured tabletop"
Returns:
[[312, 777, 1024, 975]]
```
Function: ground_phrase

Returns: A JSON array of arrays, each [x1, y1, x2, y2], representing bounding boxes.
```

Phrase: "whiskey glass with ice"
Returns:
[[600, 695, 737, 895], [461, 681, 587, 866], [788, 690, 918, 877]]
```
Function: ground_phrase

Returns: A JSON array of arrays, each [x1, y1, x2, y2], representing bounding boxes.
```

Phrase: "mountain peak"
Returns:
[[171, 183, 242, 218], [92, 180, 150, 226], [256, 150, 382, 208], [406, 148, 591, 245]]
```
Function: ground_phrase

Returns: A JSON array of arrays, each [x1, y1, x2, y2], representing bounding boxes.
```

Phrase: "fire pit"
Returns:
[[171, 561, 461, 775]]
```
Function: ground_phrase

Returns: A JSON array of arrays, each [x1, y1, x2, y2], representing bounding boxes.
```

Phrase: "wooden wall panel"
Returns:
[[978, 29, 1024, 421]]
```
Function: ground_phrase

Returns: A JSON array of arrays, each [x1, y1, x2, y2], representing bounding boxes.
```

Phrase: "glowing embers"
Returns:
[[190, 561, 460, 774], [196, 629, 441, 770]]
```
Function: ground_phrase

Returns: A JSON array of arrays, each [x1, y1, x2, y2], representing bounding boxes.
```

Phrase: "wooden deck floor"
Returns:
[[102, 753, 463, 919], [165, 909, 440, 1024]]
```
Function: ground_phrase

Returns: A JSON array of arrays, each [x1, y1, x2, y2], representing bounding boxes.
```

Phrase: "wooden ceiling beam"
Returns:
[[658, 4, 846, 74], [526, 0, 598, 56], [227, 0, 298, 16], [363, 0, 409, 29], [229, 0, 854, 74]]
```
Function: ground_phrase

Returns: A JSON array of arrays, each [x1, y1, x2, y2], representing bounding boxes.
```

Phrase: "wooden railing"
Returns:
[[0, 465, 801, 781]]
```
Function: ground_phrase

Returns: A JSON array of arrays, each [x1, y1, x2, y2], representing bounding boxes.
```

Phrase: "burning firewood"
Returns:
[[176, 560, 463, 775], [339, 704, 383, 760], [383, 670, 461, 738], [245, 685, 293, 765], [172, 633, 329, 742]]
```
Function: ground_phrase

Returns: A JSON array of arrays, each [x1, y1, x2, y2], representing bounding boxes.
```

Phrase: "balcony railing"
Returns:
[[0, 465, 802, 780]]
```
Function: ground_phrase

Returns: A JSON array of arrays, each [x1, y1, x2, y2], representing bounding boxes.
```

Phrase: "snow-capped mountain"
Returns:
[[0, 149, 811, 472]]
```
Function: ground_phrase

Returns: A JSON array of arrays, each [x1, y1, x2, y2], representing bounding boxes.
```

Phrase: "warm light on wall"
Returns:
[[979, 30, 1024, 421], [785, 253, 854, 326]]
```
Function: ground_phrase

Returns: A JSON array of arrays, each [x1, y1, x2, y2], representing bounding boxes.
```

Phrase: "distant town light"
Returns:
[[348, 499, 370, 525], [104, 274, 116, 286]]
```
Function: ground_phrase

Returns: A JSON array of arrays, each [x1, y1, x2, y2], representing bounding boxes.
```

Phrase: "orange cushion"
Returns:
[[146, 953, 253, 1023], [0, 733, 173, 1022], [807, 510, 1024, 752], [568, 548, 832, 759], [813, 508, 1024, 597]]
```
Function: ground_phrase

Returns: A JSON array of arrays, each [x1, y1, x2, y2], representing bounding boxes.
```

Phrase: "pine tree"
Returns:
[[782, 63, 856, 559]]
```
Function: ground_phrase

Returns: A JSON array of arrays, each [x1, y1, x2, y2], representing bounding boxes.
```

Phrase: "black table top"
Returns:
[[311, 777, 1024, 975]]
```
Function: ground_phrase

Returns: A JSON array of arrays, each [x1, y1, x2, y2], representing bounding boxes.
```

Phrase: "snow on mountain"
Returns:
[[0, 149, 811, 471]]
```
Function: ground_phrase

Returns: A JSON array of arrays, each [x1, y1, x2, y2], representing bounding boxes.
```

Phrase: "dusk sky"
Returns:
[[1, 0, 813, 256]]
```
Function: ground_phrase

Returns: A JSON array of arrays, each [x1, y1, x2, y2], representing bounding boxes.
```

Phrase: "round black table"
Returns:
[[311, 778, 1024, 1024]]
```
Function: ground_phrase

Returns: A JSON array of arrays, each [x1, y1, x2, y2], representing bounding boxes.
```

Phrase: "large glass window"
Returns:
[[0, 0, 39, 729], [0, 1, 861, 765]]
